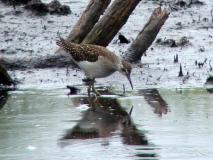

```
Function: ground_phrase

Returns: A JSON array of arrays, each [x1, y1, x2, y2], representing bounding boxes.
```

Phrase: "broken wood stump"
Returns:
[[82, 0, 141, 46], [123, 7, 170, 63], [67, 0, 111, 44]]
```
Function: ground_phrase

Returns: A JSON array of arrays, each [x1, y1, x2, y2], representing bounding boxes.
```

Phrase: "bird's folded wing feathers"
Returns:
[[56, 38, 100, 62]]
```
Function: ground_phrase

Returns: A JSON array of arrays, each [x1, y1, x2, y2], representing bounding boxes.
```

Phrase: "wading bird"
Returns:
[[56, 37, 133, 96]]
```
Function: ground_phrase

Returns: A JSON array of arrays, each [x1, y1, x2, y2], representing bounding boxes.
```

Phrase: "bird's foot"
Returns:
[[92, 84, 101, 96], [93, 88, 101, 96]]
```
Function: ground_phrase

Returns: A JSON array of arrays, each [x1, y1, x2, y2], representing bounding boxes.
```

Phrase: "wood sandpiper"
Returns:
[[56, 37, 133, 96]]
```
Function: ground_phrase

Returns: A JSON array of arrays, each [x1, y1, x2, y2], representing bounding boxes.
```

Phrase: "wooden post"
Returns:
[[67, 0, 111, 43], [123, 7, 170, 63], [56, 0, 111, 58], [82, 0, 141, 46]]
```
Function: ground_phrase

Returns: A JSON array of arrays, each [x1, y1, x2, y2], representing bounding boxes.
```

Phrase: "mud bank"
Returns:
[[1, 0, 213, 89]]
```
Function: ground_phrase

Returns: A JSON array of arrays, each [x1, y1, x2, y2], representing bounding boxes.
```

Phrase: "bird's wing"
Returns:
[[56, 38, 100, 62]]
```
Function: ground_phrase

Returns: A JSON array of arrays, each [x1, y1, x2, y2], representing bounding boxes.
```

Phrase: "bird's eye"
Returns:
[[121, 68, 125, 72]]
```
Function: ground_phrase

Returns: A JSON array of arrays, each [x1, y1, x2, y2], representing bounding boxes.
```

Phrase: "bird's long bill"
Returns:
[[127, 74, 133, 90]]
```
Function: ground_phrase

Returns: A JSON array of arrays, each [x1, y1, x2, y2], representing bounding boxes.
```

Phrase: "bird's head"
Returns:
[[118, 60, 133, 89]]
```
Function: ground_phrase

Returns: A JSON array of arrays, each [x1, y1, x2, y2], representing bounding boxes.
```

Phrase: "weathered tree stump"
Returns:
[[123, 7, 170, 63], [56, 0, 111, 64], [82, 0, 141, 46], [67, 0, 111, 44]]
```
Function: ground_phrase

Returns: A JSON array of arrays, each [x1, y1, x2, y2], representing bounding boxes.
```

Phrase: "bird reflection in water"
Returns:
[[60, 94, 158, 159], [61, 95, 147, 144]]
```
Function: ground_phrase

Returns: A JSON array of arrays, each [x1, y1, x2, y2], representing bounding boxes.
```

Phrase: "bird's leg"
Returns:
[[91, 79, 101, 96], [87, 84, 92, 97], [84, 78, 93, 97], [92, 84, 101, 96]]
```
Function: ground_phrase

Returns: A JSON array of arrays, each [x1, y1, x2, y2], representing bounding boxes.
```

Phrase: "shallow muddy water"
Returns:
[[0, 88, 213, 160]]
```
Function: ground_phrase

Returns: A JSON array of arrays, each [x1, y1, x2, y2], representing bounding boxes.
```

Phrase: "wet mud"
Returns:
[[1, 0, 213, 89]]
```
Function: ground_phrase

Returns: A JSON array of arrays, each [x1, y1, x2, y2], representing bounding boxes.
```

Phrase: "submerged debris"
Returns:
[[199, 46, 205, 52], [174, 0, 204, 7], [156, 36, 189, 47], [175, 0, 187, 7], [67, 85, 79, 95], [47, 0, 71, 15], [196, 58, 207, 68], [205, 76, 213, 83], [25, 0, 71, 15], [118, 33, 130, 44], [177, 36, 189, 46], [174, 0, 204, 10], [198, 62, 204, 68], [205, 76, 213, 93], [178, 64, 184, 77], [156, 38, 177, 47], [150, 0, 204, 11], [25, 0, 49, 15], [174, 54, 179, 63], [182, 72, 190, 83], [209, 60, 212, 71], [0, 0, 31, 5], [0, 63, 14, 86], [1, 0, 71, 16], [188, 0, 204, 5]]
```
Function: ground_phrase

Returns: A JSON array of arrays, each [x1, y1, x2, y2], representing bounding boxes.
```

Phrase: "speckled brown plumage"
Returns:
[[56, 37, 117, 63], [56, 37, 133, 92]]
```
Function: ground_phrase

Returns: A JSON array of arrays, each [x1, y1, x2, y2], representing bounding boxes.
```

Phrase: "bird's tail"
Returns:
[[56, 32, 71, 51]]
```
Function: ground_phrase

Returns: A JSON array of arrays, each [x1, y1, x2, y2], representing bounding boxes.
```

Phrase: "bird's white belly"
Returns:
[[78, 59, 116, 78]]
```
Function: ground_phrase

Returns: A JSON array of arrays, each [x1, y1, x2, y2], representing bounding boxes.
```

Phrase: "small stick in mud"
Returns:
[[123, 84, 126, 95], [209, 60, 212, 71], [156, 75, 162, 81], [211, 9, 213, 22], [174, 54, 178, 63], [182, 72, 190, 83], [203, 58, 208, 64], [178, 64, 184, 77], [128, 106, 134, 116], [198, 62, 204, 68]]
